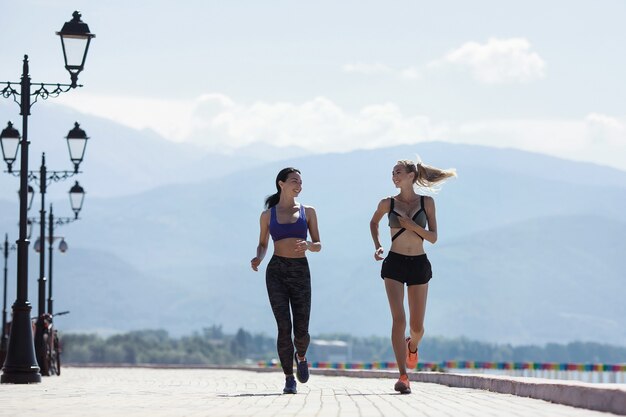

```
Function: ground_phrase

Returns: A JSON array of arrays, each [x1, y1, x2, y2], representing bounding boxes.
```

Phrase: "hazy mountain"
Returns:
[[2, 125, 626, 345], [426, 214, 626, 345], [0, 102, 309, 199]]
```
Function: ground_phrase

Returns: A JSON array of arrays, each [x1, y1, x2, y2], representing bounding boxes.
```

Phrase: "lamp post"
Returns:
[[0, 11, 94, 384], [29, 123, 88, 320], [32, 189, 84, 316], [4, 127, 89, 380], [1, 235, 16, 365]]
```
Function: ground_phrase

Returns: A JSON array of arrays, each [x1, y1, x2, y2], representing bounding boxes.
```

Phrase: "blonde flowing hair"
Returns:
[[397, 157, 457, 192]]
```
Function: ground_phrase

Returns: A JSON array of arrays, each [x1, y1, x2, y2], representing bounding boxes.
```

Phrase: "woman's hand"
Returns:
[[374, 246, 385, 261], [251, 257, 261, 271], [294, 240, 309, 254], [397, 216, 415, 230]]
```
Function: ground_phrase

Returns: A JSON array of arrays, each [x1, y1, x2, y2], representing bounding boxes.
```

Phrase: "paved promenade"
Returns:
[[0, 367, 623, 417]]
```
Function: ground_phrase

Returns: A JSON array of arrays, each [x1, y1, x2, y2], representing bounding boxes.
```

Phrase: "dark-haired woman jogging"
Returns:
[[251, 167, 321, 394], [370, 158, 456, 394]]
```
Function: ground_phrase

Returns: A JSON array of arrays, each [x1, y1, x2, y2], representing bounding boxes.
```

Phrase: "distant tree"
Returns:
[[231, 328, 253, 359], [59, 329, 626, 365]]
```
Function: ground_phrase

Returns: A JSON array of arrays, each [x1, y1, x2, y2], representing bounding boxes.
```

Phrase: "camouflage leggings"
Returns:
[[266, 255, 311, 375]]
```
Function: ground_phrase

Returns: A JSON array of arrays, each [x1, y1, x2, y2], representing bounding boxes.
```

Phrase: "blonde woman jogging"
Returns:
[[369, 158, 456, 394]]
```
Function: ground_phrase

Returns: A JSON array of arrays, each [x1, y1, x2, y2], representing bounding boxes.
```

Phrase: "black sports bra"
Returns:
[[388, 196, 427, 241]]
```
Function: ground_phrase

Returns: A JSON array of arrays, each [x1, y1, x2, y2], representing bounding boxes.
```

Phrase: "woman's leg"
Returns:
[[407, 283, 429, 353], [384, 278, 407, 375], [266, 259, 295, 375], [288, 262, 311, 359]]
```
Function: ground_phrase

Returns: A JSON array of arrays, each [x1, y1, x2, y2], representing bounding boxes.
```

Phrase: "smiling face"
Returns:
[[279, 172, 303, 196], [392, 164, 415, 188]]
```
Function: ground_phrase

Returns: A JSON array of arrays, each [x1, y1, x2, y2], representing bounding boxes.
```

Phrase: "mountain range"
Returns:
[[1, 104, 625, 346]]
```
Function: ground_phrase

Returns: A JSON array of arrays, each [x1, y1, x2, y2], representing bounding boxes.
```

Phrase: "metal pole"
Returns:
[[38, 153, 47, 318], [1, 55, 42, 383], [1, 234, 9, 354], [47, 205, 53, 316], [32, 154, 48, 371]]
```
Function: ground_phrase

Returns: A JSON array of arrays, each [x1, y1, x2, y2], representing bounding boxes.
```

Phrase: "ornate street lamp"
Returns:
[[69, 182, 85, 220], [16, 186, 35, 212], [0, 123, 20, 173], [58, 239, 68, 254], [65, 123, 89, 173], [30, 134, 89, 323], [0, 11, 95, 384], [24, 120, 90, 328], [57, 11, 96, 88]]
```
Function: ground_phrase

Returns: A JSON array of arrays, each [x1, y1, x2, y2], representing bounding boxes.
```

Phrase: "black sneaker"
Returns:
[[295, 353, 309, 383], [283, 375, 297, 394]]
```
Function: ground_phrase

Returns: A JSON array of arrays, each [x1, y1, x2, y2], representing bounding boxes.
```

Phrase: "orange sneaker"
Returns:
[[394, 374, 411, 394], [405, 337, 418, 369]]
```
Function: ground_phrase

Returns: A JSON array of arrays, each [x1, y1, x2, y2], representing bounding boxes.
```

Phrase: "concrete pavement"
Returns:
[[0, 367, 623, 417]]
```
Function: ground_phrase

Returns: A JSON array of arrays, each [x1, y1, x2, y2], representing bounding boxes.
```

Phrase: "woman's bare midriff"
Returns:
[[389, 228, 425, 256], [273, 238, 307, 258]]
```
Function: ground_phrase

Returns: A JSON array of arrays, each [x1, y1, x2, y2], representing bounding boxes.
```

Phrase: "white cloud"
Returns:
[[178, 98, 626, 170], [452, 119, 586, 153], [187, 97, 441, 152], [343, 38, 544, 84], [54, 92, 196, 142], [585, 113, 626, 146], [53, 92, 626, 170], [449, 115, 626, 169], [436, 37, 546, 84]]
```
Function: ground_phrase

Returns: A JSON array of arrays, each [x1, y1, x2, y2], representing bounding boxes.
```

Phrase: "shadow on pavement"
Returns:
[[218, 392, 401, 397]]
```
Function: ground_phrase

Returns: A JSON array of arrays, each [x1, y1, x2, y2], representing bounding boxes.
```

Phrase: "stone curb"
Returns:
[[309, 368, 626, 416], [67, 364, 626, 415]]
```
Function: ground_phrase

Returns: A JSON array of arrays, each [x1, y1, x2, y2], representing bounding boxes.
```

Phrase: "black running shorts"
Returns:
[[381, 251, 432, 286]]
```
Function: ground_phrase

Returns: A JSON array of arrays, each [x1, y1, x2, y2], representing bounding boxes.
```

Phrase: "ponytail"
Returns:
[[415, 163, 457, 188], [397, 159, 456, 192], [264, 193, 280, 209], [265, 167, 301, 209]]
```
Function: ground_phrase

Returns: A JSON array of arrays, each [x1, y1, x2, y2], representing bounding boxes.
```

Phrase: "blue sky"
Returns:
[[2, 0, 625, 169]]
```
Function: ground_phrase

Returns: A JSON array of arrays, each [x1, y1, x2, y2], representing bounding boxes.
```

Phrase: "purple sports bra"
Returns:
[[269, 204, 308, 241]]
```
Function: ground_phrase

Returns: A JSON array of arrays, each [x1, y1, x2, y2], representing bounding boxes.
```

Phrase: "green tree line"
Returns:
[[60, 326, 626, 365]]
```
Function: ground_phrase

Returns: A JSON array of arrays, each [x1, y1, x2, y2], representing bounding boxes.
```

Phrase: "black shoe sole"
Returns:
[[295, 372, 309, 384]]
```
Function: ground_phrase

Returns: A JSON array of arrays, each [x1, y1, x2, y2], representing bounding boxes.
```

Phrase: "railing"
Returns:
[[257, 360, 626, 383]]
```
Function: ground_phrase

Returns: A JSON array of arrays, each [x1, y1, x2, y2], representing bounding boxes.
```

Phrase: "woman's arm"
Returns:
[[370, 198, 390, 260], [397, 196, 438, 244], [299, 206, 321, 253], [251, 210, 271, 271]]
